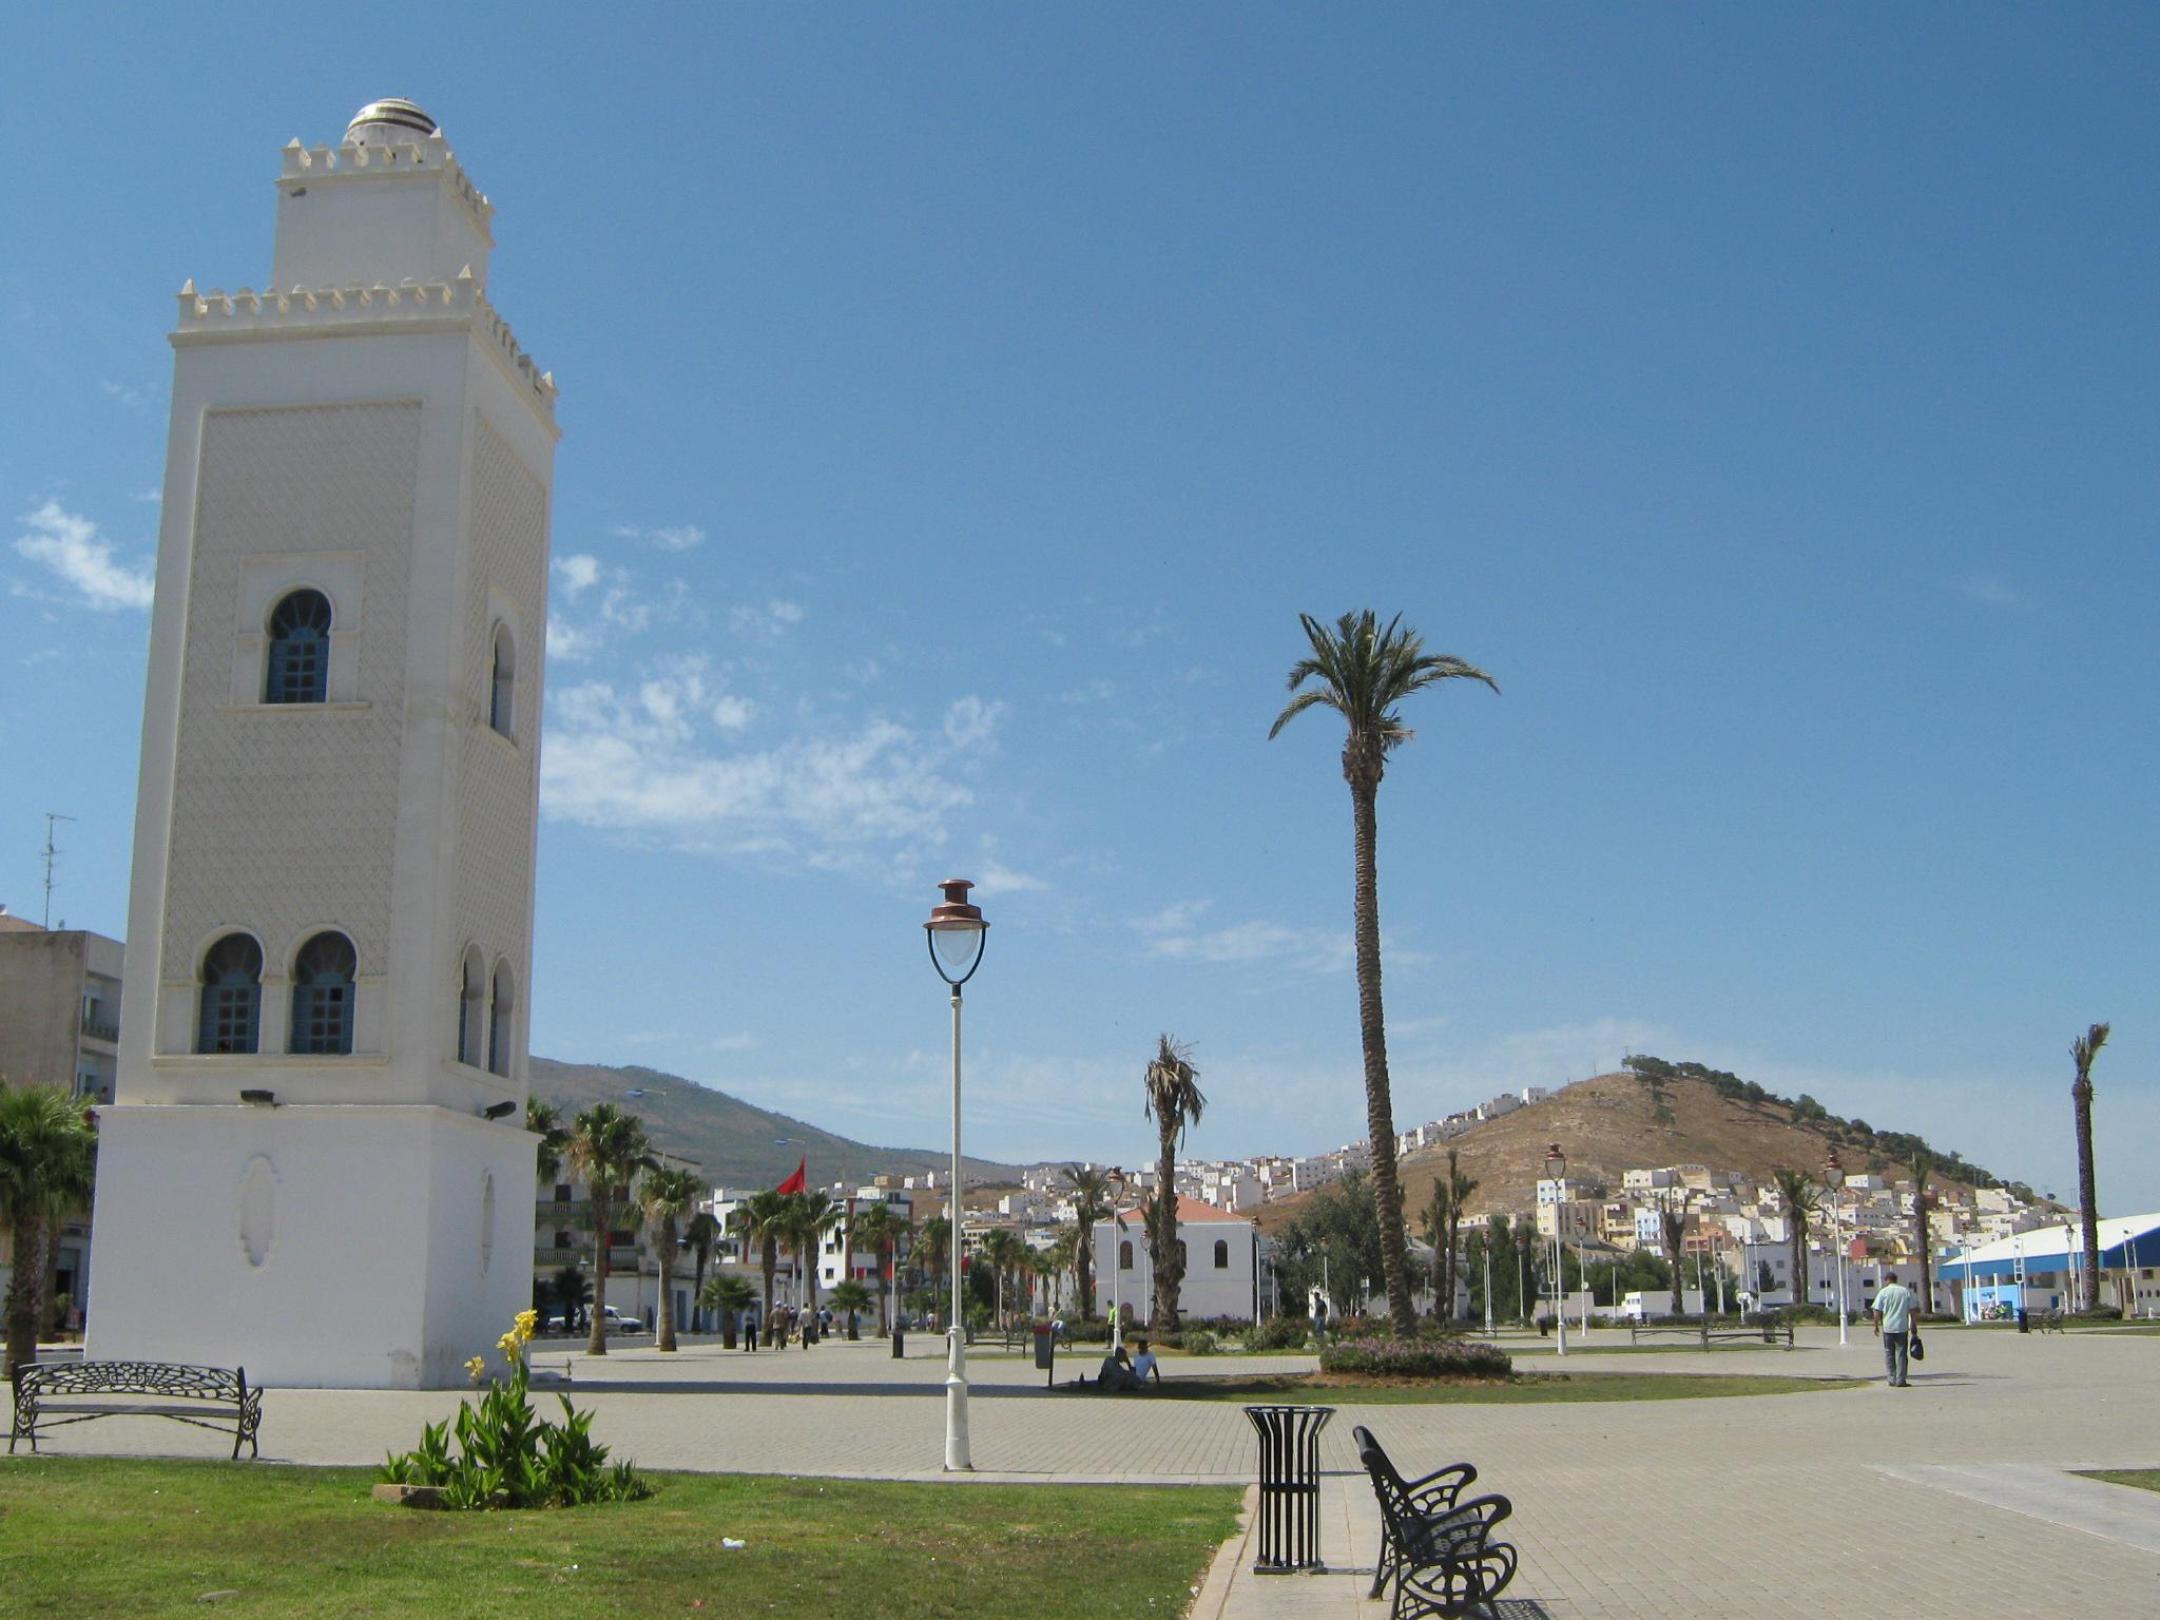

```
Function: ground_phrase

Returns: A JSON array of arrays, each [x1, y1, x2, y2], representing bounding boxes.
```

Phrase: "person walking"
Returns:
[[1872, 1269, 1917, 1387]]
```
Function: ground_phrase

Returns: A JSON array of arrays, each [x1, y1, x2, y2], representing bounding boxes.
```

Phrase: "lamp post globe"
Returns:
[[924, 879, 987, 1470]]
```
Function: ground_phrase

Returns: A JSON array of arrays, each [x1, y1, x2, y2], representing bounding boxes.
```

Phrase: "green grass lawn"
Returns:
[[1130, 1371, 1863, 1405], [2080, 1469, 2160, 1493], [0, 1458, 1242, 1620]]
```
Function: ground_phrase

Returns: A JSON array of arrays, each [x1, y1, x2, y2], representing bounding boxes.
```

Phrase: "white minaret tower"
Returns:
[[87, 100, 558, 1388]]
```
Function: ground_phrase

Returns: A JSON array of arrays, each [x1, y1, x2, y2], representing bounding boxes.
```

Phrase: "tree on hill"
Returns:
[[1141, 1035, 1206, 1331], [1270, 609, 1497, 1339], [2070, 1022, 2110, 1310]]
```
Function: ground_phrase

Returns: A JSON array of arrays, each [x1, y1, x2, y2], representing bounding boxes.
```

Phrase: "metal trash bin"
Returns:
[[891, 1327, 906, 1358], [1243, 1404, 1335, 1573]]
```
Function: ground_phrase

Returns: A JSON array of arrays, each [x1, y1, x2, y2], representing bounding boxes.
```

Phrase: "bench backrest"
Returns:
[[16, 1361, 246, 1402]]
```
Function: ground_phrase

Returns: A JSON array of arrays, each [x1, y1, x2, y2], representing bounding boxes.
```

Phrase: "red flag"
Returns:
[[775, 1157, 806, 1196]]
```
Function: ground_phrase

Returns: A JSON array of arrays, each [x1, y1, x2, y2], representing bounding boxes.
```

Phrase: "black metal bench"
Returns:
[[10, 1360, 263, 1458], [1628, 1320, 1794, 1349], [1354, 1423, 1515, 1619]]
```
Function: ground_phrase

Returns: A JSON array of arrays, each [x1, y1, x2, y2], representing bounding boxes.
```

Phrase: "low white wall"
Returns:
[[85, 1103, 533, 1388]]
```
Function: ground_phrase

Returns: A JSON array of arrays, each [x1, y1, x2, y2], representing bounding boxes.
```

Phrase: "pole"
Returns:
[[1553, 1224, 1567, 1356], [1483, 1242, 1493, 1335], [945, 984, 971, 1471]]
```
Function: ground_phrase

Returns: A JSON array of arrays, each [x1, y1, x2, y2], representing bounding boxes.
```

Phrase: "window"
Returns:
[[265, 589, 333, 704], [554, 1184, 572, 1203], [489, 625, 515, 737], [1214, 1239, 1230, 1270], [488, 962, 514, 1076], [455, 948, 484, 1065], [289, 932, 357, 1054], [554, 1231, 574, 1250], [197, 933, 263, 1054], [1119, 1240, 1133, 1271]]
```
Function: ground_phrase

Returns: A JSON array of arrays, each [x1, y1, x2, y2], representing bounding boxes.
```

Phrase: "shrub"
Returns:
[[1063, 1317, 1111, 1344], [1244, 1315, 1312, 1352], [380, 1312, 650, 1510], [2073, 1305, 2123, 1321], [1319, 1337, 1512, 1379], [1182, 1330, 1219, 1356]]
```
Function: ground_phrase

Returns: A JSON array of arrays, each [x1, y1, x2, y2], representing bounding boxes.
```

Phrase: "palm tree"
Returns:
[[730, 1190, 794, 1343], [526, 1097, 568, 1189], [1416, 1149, 1478, 1322], [2070, 1022, 2110, 1312], [1773, 1169, 1817, 1309], [827, 1279, 873, 1340], [1064, 1165, 1114, 1319], [638, 1165, 703, 1352], [1659, 1193, 1690, 1319], [788, 1190, 843, 1328], [700, 1273, 755, 1348], [685, 1210, 721, 1333], [1909, 1150, 1934, 1321], [1270, 610, 1497, 1337], [1044, 1224, 1080, 1316], [0, 1083, 97, 1378], [919, 1213, 952, 1320], [849, 1201, 901, 1336], [563, 1102, 657, 1356], [1140, 1035, 1207, 1331]]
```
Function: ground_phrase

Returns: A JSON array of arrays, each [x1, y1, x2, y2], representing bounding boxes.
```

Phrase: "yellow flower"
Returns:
[[464, 1355, 487, 1385], [498, 1331, 521, 1357], [513, 1309, 539, 1342]]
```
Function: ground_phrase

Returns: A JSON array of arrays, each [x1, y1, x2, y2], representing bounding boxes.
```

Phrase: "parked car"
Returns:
[[601, 1306, 645, 1335]]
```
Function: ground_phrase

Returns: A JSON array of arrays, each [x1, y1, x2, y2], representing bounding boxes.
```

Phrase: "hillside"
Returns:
[[1257, 1069, 1997, 1233], [529, 1058, 1021, 1190]]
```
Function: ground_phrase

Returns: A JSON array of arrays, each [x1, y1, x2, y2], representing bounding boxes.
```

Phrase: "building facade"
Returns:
[[85, 99, 558, 1388]]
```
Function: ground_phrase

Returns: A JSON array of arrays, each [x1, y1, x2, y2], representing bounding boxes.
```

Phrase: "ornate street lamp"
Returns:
[[924, 878, 987, 1470], [1824, 1149, 1849, 1346], [1545, 1145, 1568, 1356]]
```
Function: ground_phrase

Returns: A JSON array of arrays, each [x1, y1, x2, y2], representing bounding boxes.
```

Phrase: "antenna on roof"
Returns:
[[41, 812, 76, 929]]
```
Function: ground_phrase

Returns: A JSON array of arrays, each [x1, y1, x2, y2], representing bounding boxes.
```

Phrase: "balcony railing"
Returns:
[[80, 1011, 120, 1043]]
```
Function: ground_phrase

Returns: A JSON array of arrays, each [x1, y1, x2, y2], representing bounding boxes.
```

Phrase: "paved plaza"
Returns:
[[13, 1324, 2160, 1616]]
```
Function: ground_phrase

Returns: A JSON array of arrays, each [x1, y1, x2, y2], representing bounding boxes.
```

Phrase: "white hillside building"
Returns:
[[86, 99, 558, 1388], [1092, 1197, 1264, 1325]]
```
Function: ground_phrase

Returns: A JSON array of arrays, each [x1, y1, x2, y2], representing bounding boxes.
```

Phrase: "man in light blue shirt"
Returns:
[[1872, 1270, 1917, 1387]]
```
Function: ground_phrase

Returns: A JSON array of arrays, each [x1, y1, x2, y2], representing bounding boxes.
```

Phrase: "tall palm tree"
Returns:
[[788, 1190, 843, 1327], [2070, 1022, 2110, 1311], [563, 1102, 656, 1357], [1437, 1150, 1477, 1321], [700, 1273, 755, 1348], [1044, 1224, 1079, 1316], [1908, 1150, 1934, 1320], [730, 1189, 794, 1342], [685, 1210, 721, 1333], [526, 1097, 568, 1190], [1773, 1169, 1817, 1309], [1270, 610, 1497, 1337], [0, 1083, 97, 1379], [850, 1200, 900, 1336], [1659, 1192, 1690, 1319], [1415, 1151, 1480, 1323], [638, 1165, 703, 1352], [979, 1228, 1019, 1326], [1064, 1165, 1114, 1319], [1141, 1036, 1207, 1330], [919, 1213, 952, 1319]]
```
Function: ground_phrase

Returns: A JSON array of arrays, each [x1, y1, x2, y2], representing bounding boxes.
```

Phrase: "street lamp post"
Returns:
[[924, 878, 988, 1472], [1545, 1146, 1568, 1357], [1825, 1151, 1849, 1347]]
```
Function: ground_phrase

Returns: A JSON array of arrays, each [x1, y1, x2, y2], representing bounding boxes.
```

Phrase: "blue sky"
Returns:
[[4, 7, 2155, 1207]]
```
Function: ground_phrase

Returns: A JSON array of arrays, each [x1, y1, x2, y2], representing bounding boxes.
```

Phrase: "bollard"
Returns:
[[1243, 1404, 1335, 1573], [892, 1327, 905, 1358]]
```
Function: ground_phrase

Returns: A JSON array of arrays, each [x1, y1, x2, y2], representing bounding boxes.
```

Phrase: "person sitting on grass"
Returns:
[[1091, 1343, 1136, 1391], [1128, 1337, 1162, 1388]]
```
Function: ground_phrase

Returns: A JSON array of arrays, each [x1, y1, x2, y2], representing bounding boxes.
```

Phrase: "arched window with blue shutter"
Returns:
[[456, 947, 484, 1066], [265, 589, 332, 704], [196, 934, 263, 1054], [488, 961, 515, 1076], [489, 624, 515, 737], [289, 931, 357, 1055]]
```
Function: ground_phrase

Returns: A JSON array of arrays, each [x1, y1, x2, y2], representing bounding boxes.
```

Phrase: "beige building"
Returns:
[[0, 911, 123, 1331]]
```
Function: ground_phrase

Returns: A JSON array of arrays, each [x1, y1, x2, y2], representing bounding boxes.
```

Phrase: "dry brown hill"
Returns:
[[1255, 1070, 1993, 1232]]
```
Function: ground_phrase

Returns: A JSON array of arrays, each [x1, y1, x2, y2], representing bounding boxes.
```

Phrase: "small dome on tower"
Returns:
[[344, 98, 438, 147]]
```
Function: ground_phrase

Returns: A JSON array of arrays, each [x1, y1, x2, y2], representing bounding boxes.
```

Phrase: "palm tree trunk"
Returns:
[[5, 1216, 46, 1379], [1153, 1133, 1180, 1330], [2073, 1080, 2100, 1312], [761, 1245, 777, 1343], [587, 1194, 611, 1357], [656, 1215, 679, 1352], [1347, 773, 1416, 1338], [1791, 1220, 1806, 1311], [1442, 1209, 1461, 1323]]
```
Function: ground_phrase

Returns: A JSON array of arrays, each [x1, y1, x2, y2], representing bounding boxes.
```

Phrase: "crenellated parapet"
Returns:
[[281, 131, 494, 238], [172, 267, 556, 422]]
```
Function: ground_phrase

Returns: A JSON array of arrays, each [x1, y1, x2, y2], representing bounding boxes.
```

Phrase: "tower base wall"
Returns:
[[85, 1103, 534, 1389]]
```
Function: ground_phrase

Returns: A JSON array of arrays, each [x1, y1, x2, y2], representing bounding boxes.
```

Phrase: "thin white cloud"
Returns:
[[710, 1033, 757, 1053], [540, 672, 999, 877], [555, 553, 601, 598], [1958, 574, 2018, 609], [99, 379, 147, 408], [973, 859, 1048, 898], [730, 598, 806, 641], [942, 695, 1003, 748], [612, 522, 707, 552], [547, 614, 598, 662], [711, 695, 755, 732], [12, 502, 154, 611]]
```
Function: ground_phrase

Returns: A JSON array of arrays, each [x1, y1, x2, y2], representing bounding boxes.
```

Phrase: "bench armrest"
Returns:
[[1403, 1461, 1476, 1512]]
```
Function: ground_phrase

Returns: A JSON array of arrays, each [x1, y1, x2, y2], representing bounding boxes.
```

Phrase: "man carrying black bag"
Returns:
[[1872, 1270, 1918, 1387]]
